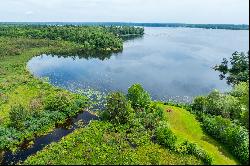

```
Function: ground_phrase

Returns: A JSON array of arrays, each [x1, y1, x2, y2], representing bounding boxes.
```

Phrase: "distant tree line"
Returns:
[[0, 25, 144, 51], [0, 22, 248, 30]]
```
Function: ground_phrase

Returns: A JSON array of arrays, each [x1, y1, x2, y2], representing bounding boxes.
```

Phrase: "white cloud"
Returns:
[[0, 0, 249, 24]]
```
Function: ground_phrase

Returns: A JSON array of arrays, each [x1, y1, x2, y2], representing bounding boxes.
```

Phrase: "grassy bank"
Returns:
[[161, 105, 238, 165]]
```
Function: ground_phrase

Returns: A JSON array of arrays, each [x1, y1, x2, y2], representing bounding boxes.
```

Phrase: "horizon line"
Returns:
[[0, 21, 249, 25]]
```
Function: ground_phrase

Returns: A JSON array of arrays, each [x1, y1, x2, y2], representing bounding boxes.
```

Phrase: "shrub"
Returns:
[[44, 92, 73, 113], [205, 90, 224, 116], [202, 115, 249, 164], [103, 92, 133, 124], [230, 82, 249, 98], [230, 82, 249, 128], [9, 104, 29, 130], [179, 141, 213, 165], [155, 121, 177, 150], [0, 126, 21, 150], [44, 92, 88, 116], [127, 84, 151, 109], [192, 96, 207, 114], [142, 103, 164, 130], [192, 88, 245, 125]]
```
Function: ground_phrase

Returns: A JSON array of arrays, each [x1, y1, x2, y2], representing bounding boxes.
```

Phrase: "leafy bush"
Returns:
[[192, 96, 207, 114], [176, 141, 213, 165], [9, 104, 29, 130], [192, 89, 245, 125], [230, 82, 249, 98], [202, 115, 249, 164], [44, 92, 87, 117], [230, 82, 249, 128], [0, 126, 21, 150], [127, 84, 151, 109], [103, 92, 133, 124], [156, 121, 177, 150], [142, 103, 164, 130], [44, 92, 72, 112]]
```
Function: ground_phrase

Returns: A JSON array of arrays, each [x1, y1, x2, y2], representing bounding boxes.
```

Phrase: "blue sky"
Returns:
[[0, 0, 249, 24]]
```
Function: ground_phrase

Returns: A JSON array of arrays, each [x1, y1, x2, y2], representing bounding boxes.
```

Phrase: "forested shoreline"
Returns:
[[0, 22, 248, 30]]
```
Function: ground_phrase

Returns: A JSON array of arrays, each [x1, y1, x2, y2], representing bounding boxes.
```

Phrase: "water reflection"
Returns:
[[48, 49, 121, 61], [28, 28, 249, 103], [121, 34, 144, 42]]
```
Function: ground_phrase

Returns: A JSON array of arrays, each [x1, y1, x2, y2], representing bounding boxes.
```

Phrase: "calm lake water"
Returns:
[[28, 27, 249, 102]]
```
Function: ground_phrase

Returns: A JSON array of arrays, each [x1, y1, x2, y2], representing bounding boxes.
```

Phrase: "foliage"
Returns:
[[127, 84, 151, 109], [156, 121, 177, 149], [102, 92, 133, 124], [23, 121, 203, 165], [44, 92, 72, 112], [202, 115, 249, 165], [0, 37, 90, 151], [230, 82, 249, 127], [192, 96, 207, 114], [0, 24, 142, 152], [0, 25, 143, 52], [99, 85, 241, 164], [105, 26, 144, 36], [9, 105, 29, 130], [176, 141, 213, 165], [192, 86, 248, 128], [142, 103, 165, 130], [214, 51, 249, 85]]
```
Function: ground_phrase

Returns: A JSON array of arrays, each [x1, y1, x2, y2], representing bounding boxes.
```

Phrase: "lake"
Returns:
[[27, 27, 249, 103]]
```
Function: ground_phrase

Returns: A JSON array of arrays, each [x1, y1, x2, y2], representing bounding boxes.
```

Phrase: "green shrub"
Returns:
[[179, 141, 213, 165], [44, 92, 72, 113], [230, 82, 249, 128], [192, 88, 245, 125], [230, 82, 249, 98], [142, 103, 164, 130], [156, 121, 177, 150], [103, 92, 133, 124], [202, 115, 249, 164], [9, 104, 29, 130], [192, 96, 207, 114], [205, 90, 224, 116], [0, 126, 21, 150], [127, 84, 151, 109], [44, 92, 88, 118]]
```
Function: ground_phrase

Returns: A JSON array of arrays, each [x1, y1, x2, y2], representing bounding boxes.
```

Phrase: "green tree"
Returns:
[[127, 84, 151, 109], [214, 51, 249, 85], [103, 92, 133, 124]]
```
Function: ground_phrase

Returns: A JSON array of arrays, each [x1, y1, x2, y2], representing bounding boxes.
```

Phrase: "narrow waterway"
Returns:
[[1, 111, 98, 165]]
